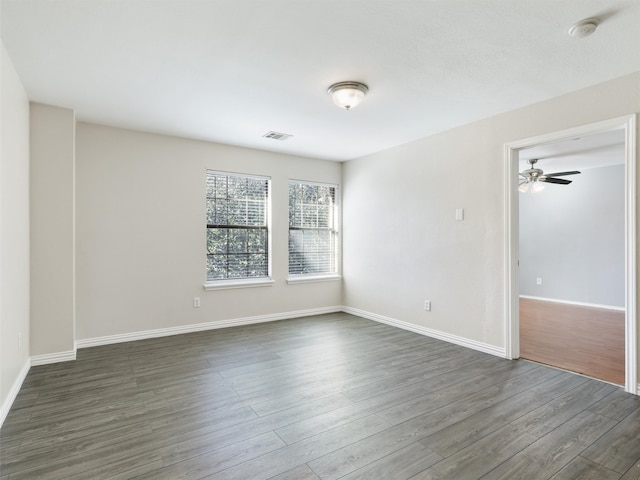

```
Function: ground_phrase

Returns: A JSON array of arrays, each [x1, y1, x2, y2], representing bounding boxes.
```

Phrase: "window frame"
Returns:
[[205, 170, 273, 290], [287, 179, 341, 284]]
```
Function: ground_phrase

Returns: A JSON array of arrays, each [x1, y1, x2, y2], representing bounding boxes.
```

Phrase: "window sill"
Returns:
[[204, 278, 275, 291], [287, 274, 342, 285]]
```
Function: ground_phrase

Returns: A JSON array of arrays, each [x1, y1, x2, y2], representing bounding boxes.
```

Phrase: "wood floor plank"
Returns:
[[336, 442, 442, 480], [528, 367, 589, 394], [375, 361, 541, 426], [482, 410, 618, 480], [274, 401, 379, 445], [129, 431, 286, 479], [150, 391, 354, 466], [0, 421, 155, 476], [589, 389, 640, 421], [66, 451, 165, 480], [306, 366, 546, 480], [509, 380, 616, 438], [421, 387, 562, 458], [268, 464, 321, 480], [520, 298, 625, 385], [205, 414, 392, 480], [581, 407, 640, 474], [1, 313, 637, 480], [408, 424, 537, 480], [548, 456, 621, 480], [621, 460, 640, 479]]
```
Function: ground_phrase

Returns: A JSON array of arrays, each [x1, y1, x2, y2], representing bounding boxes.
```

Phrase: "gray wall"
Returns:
[[1, 42, 31, 423], [75, 123, 342, 341], [519, 163, 625, 307], [30, 103, 76, 357], [343, 72, 638, 351]]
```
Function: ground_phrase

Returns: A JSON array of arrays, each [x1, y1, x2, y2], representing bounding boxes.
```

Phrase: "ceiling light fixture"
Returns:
[[568, 17, 599, 38], [327, 81, 368, 110]]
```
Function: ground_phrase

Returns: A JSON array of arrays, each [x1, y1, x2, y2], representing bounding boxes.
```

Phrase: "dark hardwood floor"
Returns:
[[520, 298, 626, 385], [1, 313, 640, 479]]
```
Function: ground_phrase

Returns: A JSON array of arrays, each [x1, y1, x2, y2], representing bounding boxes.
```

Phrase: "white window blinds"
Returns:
[[288, 181, 338, 276], [206, 171, 270, 281]]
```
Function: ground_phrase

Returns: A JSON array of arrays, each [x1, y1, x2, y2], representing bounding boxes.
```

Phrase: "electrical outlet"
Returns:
[[424, 300, 431, 311], [193, 297, 201, 308], [536, 277, 542, 286]]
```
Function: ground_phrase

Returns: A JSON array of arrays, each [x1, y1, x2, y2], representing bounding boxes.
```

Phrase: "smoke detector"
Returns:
[[568, 17, 599, 38]]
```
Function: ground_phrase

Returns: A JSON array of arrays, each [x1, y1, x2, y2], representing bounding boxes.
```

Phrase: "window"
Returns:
[[288, 181, 339, 277], [206, 171, 270, 283]]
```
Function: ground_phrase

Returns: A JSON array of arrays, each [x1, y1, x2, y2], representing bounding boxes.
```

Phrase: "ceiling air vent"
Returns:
[[263, 131, 293, 141]]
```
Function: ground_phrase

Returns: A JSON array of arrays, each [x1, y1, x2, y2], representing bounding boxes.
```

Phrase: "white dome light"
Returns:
[[328, 82, 368, 110]]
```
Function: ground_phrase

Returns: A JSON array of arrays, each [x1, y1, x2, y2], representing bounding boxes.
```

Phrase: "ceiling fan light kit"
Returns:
[[328, 81, 368, 110], [519, 180, 545, 194], [518, 158, 581, 194]]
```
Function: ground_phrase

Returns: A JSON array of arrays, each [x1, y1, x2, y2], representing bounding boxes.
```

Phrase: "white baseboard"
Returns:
[[0, 304, 341, 428], [342, 306, 506, 358], [30, 349, 77, 366], [1, 358, 30, 427], [3, 303, 633, 429], [519, 295, 625, 312], [76, 306, 343, 349]]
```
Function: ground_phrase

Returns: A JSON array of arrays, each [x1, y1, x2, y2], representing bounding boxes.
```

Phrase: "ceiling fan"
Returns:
[[519, 158, 581, 193]]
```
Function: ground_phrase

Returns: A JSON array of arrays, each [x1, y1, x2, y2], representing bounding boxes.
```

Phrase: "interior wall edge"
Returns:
[[0, 40, 31, 432], [0, 358, 30, 429], [519, 295, 626, 312], [75, 305, 343, 349], [342, 306, 506, 358], [30, 350, 77, 366], [18, 303, 508, 362]]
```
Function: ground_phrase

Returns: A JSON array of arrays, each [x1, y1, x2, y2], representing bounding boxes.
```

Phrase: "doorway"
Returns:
[[518, 131, 625, 384], [504, 115, 637, 394]]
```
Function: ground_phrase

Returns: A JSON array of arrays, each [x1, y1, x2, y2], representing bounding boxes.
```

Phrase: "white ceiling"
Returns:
[[519, 129, 625, 173], [2, 0, 639, 161]]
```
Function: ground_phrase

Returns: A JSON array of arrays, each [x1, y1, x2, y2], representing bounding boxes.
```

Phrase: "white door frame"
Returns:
[[504, 114, 637, 394]]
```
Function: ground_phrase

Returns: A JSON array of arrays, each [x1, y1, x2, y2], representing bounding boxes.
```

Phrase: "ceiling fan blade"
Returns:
[[540, 177, 572, 185], [545, 170, 581, 177]]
